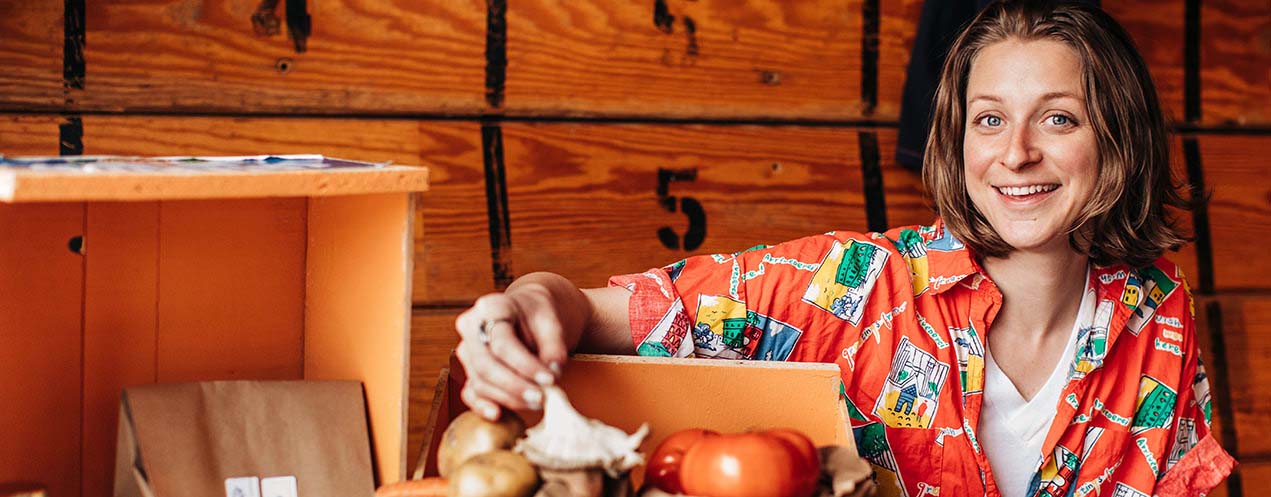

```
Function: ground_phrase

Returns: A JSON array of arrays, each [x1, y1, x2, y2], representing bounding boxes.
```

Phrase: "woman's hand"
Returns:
[[455, 278, 575, 419], [454, 272, 633, 420]]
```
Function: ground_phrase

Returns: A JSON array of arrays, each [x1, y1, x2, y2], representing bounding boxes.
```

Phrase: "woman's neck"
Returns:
[[981, 246, 1089, 339]]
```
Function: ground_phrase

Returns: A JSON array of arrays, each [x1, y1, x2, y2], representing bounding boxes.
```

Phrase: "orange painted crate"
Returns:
[[0, 156, 428, 497], [417, 354, 856, 486]]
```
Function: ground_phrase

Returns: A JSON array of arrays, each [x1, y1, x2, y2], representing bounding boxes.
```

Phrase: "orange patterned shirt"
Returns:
[[611, 220, 1235, 497]]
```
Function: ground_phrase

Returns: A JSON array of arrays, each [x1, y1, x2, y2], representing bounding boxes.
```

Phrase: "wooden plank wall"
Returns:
[[0, 0, 1266, 495]]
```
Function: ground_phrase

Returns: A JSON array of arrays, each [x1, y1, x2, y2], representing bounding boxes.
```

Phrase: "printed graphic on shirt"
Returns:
[[803, 240, 889, 325], [1132, 375, 1177, 434], [922, 224, 965, 252], [1081, 427, 1105, 465], [951, 325, 985, 395], [636, 298, 691, 358], [666, 259, 687, 282], [842, 384, 870, 423], [1125, 266, 1179, 335], [748, 311, 804, 361], [854, 423, 905, 497], [1073, 297, 1115, 377], [1112, 482, 1149, 497], [894, 229, 930, 296], [1193, 364, 1213, 424], [692, 295, 760, 359], [1034, 445, 1079, 497], [874, 337, 951, 428], [1167, 417, 1198, 471]]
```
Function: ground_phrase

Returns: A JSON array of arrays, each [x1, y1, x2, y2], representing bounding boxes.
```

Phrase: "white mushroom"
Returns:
[[515, 385, 649, 477]]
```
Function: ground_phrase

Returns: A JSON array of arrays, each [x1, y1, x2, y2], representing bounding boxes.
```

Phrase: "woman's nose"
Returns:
[[1000, 126, 1041, 170]]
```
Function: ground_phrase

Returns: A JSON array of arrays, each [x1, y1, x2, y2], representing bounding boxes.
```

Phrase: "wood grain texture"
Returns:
[[1205, 295, 1271, 457], [29, 0, 488, 114], [505, 1, 866, 119], [1104, 0, 1186, 124], [1201, 0, 1271, 125], [876, 130, 936, 229], [0, 115, 62, 155], [4, 0, 1261, 126], [411, 122, 491, 305], [499, 123, 873, 288], [406, 308, 463, 474], [1200, 135, 1271, 291], [0, 2, 62, 109]]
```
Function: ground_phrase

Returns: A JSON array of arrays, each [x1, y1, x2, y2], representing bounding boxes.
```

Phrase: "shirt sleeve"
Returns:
[[1154, 290, 1236, 496], [609, 232, 905, 362]]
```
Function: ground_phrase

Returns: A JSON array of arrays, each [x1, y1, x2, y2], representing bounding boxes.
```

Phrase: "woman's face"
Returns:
[[963, 39, 1099, 256]]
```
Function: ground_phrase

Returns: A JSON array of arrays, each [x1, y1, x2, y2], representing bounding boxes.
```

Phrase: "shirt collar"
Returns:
[[919, 218, 979, 295], [917, 219, 1180, 378]]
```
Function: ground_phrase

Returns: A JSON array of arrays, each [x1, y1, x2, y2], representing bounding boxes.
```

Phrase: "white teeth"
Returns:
[[997, 184, 1057, 196]]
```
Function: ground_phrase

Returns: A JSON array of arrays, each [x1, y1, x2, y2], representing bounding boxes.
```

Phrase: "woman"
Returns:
[[452, 1, 1235, 495]]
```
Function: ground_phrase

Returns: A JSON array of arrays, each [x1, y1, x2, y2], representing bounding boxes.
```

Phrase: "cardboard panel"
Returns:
[[305, 193, 416, 484], [0, 3, 62, 110], [0, 202, 84, 497], [155, 198, 307, 382], [82, 202, 161, 497], [56, 1, 486, 114], [1200, 135, 1271, 291], [406, 308, 464, 474], [499, 123, 873, 288], [1201, 0, 1270, 125]]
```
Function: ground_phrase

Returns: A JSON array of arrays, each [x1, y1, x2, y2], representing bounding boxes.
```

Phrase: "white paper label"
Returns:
[[261, 476, 299, 497], [225, 477, 261, 497]]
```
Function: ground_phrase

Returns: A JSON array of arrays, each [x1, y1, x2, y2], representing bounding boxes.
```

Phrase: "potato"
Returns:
[[438, 410, 527, 477], [449, 450, 540, 497]]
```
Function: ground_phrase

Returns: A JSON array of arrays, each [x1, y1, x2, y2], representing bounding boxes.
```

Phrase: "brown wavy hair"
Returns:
[[922, 0, 1190, 268]]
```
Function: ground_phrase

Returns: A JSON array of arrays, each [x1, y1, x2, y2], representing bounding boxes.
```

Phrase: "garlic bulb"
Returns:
[[515, 385, 649, 476]]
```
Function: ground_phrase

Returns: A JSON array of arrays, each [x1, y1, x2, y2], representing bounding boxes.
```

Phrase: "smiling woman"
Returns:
[[452, 2, 1235, 497]]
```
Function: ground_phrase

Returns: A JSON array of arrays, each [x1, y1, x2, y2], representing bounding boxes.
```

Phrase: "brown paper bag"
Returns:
[[114, 381, 376, 497]]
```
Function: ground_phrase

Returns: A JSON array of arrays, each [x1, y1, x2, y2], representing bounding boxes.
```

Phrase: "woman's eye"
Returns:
[[981, 115, 1003, 127], [1049, 115, 1072, 126]]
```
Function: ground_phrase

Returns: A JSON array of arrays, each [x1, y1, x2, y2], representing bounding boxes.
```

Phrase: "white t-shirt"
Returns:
[[980, 275, 1093, 497]]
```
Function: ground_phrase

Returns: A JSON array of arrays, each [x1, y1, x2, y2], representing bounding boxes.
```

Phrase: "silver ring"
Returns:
[[477, 319, 504, 346]]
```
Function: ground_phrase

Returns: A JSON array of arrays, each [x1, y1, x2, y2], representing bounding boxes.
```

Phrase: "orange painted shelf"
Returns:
[[0, 155, 428, 202], [0, 156, 428, 497]]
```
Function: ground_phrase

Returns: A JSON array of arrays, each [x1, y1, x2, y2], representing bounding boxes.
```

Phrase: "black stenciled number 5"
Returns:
[[656, 168, 707, 251]]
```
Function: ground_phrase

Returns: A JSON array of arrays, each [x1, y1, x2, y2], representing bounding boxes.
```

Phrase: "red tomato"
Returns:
[[652, 428, 821, 497], [646, 428, 711, 494]]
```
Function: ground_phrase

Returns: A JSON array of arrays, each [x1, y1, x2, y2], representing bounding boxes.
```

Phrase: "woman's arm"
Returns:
[[453, 272, 632, 419]]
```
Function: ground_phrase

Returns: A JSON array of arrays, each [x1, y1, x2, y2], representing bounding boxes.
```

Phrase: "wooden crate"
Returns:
[[0, 157, 428, 497], [416, 354, 854, 487]]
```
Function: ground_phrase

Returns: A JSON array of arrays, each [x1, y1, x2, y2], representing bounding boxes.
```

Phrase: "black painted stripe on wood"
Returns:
[[1183, 137, 1214, 294], [482, 123, 514, 289], [1183, 0, 1201, 122], [285, 0, 311, 53], [63, 0, 85, 95], [860, 0, 880, 117], [858, 131, 887, 232], [1204, 300, 1242, 497], [59, 116, 83, 156], [485, 0, 508, 109]]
